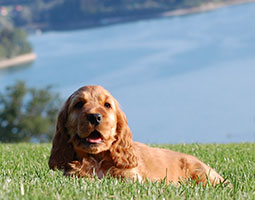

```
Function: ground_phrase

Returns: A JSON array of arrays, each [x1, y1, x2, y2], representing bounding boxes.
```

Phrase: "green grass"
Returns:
[[1, 143, 255, 200]]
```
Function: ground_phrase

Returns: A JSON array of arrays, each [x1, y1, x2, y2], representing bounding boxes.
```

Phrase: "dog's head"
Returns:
[[49, 85, 137, 170]]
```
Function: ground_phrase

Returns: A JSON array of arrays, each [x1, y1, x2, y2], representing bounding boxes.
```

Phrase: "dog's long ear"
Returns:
[[110, 103, 138, 169], [48, 97, 75, 170]]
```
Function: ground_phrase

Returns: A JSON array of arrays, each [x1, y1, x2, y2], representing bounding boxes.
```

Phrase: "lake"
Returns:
[[1, 3, 255, 143]]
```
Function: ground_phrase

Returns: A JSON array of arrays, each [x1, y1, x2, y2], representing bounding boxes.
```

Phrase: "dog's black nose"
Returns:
[[87, 113, 102, 126]]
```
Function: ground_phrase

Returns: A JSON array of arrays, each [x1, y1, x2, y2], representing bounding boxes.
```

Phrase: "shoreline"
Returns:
[[0, 53, 36, 69], [28, 0, 255, 32], [1, 0, 254, 69], [161, 0, 255, 17]]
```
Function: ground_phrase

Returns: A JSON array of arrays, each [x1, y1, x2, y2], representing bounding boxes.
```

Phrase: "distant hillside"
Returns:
[[0, 28, 32, 61], [0, 0, 250, 31]]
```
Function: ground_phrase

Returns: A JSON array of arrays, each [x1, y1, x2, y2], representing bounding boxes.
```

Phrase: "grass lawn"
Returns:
[[0, 143, 255, 199]]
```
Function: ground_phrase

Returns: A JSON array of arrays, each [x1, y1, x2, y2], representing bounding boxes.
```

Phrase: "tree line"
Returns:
[[0, 28, 32, 60], [1, 0, 233, 30], [0, 81, 62, 143]]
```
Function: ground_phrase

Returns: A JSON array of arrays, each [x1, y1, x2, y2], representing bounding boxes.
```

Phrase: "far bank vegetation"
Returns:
[[0, 0, 247, 31], [0, 28, 32, 61]]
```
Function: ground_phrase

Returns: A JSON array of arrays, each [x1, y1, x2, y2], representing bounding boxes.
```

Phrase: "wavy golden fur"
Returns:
[[49, 85, 224, 185]]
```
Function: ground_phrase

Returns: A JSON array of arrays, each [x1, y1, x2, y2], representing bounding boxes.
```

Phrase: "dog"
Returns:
[[49, 85, 224, 186]]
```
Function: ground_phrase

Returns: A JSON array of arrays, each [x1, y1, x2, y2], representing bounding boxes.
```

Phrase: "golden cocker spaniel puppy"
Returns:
[[49, 85, 224, 186]]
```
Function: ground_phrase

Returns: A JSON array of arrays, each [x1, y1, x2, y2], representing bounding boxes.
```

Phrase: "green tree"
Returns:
[[0, 28, 32, 60], [0, 81, 62, 143]]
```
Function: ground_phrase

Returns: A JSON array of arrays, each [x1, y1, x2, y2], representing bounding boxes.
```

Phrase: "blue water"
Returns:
[[1, 3, 255, 143]]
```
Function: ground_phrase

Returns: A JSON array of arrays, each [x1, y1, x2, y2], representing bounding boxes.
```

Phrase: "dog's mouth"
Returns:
[[76, 130, 103, 145]]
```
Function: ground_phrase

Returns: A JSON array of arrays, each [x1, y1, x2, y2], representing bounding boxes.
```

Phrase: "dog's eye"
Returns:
[[104, 102, 111, 109], [74, 101, 85, 109]]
